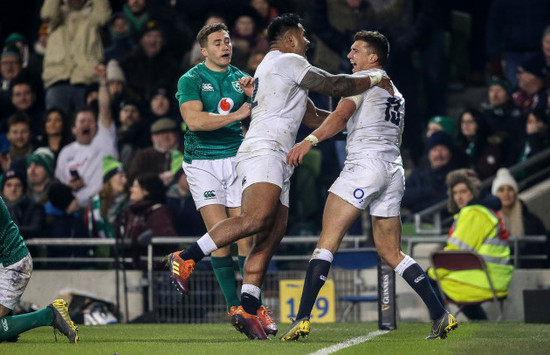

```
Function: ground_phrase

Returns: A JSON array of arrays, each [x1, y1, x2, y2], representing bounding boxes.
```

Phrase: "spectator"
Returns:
[[516, 109, 550, 163], [144, 85, 178, 123], [402, 131, 463, 218], [428, 168, 514, 320], [122, 0, 150, 36], [128, 118, 182, 184], [86, 155, 128, 238], [118, 172, 176, 269], [36, 108, 73, 163], [40, 0, 111, 114], [250, 0, 278, 29], [485, 0, 550, 87], [4, 112, 34, 172], [492, 168, 547, 268], [456, 108, 504, 180], [1, 169, 44, 238], [104, 12, 135, 62], [230, 14, 269, 70], [105, 59, 129, 118], [0, 44, 22, 116], [44, 182, 89, 268], [117, 98, 150, 169], [30, 23, 49, 80], [120, 20, 179, 103], [165, 150, 204, 237], [513, 62, 548, 114], [9, 77, 44, 136], [481, 76, 525, 139], [426, 115, 457, 138], [26, 147, 56, 206]]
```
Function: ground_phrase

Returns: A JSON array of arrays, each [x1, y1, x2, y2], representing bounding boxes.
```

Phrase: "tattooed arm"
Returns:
[[299, 66, 380, 97]]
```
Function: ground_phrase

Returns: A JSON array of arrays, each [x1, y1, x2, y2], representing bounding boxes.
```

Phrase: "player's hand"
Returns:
[[377, 76, 394, 96], [239, 76, 254, 98], [235, 102, 251, 120], [286, 140, 313, 167]]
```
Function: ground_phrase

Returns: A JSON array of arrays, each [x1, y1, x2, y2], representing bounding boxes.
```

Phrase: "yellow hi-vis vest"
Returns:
[[428, 205, 514, 302]]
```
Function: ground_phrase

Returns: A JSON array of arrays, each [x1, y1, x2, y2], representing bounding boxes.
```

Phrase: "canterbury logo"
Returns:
[[203, 190, 216, 199], [414, 275, 425, 283], [320, 275, 327, 281], [2, 319, 8, 331], [202, 83, 214, 91]]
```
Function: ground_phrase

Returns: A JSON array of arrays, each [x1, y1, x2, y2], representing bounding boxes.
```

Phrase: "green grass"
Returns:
[[5, 321, 550, 354]]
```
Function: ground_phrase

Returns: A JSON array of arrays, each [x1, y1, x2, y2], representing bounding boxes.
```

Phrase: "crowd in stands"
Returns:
[[0, 0, 548, 269]]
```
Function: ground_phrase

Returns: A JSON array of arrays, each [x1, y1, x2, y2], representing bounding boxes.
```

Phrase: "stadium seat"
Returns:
[[430, 250, 505, 321], [332, 248, 379, 322]]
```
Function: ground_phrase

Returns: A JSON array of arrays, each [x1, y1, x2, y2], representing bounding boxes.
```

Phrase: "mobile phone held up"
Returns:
[[70, 169, 80, 180]]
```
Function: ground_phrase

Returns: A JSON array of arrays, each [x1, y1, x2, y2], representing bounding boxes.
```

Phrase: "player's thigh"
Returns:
[[241, 182, 282, 228], [0, 254, 32, 311], [317, 192, 362, 254], [370, 162, 404, 218], [183, 159, 239, 209]]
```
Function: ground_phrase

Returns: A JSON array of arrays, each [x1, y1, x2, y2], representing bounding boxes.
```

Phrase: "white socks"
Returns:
[[310, 248, 334, 263], [394, 254, 416, 277], [197, 233, 218, 255]]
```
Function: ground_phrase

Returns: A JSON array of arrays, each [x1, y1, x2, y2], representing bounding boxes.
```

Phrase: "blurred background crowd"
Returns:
[[0, 0, 549, 269]]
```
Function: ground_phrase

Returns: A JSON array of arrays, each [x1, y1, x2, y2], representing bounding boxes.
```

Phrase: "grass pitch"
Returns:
[[5, 321, 550, 354]]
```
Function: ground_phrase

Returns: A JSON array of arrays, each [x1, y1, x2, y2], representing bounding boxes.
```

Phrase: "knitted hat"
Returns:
[[139, 20, 163, 39], [1, 43, 20, 60], [151, 118, 178, 134], [428, 116, 456, 137], [491, 168, 518, 195], [27, 147, 55, 177], [426, 130, 454, 153], [103, 155, 124, 183], [489, 76, 512, 95], [171, 150, 184, 182], [48, 182, 75, 212], [4, 33, 28, 46], [446, 168, 481, 213], [107, 59, 126, 84], [1, 169, 27, 193]]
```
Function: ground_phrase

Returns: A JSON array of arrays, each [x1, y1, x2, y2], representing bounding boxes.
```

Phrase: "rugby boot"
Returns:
[[257, 305, 278, 336], [279, 317, 310, 341], [164, 250, 195, 294], [230, 306, 268, 340], [426, 311, 457, 339], [48, 299, 79, 343]]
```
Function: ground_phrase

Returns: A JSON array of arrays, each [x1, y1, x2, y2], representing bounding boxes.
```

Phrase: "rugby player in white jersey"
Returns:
[[166, 13, 391, 339], [282, 30, 457, 341]]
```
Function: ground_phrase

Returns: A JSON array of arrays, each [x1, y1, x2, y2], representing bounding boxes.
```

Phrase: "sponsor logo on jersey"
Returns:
[[414, 275, 425, 283], [202, 83, 214, 91], [217, 97, 234, 115], [203, 190, 216, 199], [232, 81, 244, 93]]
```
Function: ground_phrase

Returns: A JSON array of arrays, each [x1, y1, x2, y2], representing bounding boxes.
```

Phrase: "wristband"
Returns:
[[368, 71, 382, 87], [304, 134, 319, 146]]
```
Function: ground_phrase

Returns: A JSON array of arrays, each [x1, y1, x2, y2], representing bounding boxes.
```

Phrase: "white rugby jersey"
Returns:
[[343, 68, 405, 165], [238, 50, 311, 157]]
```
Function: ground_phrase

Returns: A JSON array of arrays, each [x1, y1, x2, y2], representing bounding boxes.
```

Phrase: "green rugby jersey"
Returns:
[[176, 62, 250, 163], [0, 197, 29, 266]]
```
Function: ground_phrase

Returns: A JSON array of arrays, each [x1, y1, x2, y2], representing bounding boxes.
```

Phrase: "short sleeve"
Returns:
[[176, 74, 200, 106], [277, 53, 312, 84]]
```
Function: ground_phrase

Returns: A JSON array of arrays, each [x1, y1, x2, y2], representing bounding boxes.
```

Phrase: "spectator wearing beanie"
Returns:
[[26, 147, 55, 205], [492, 168, 546, 268], [86, 155, 128, 239], [426, 115, 457, 138], [1, 169, 45, 238], [481, 76, 524, 140], [117, 97, 150, 169], [118, 172, 176, 269], [402, 131, 464, 219], [104, 13, 135, 63]]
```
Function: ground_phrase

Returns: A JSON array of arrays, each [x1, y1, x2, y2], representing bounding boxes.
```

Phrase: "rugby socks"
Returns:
[[296, 248, 334, 320], [179, 233, 217, 262], [211, 256, 240, 311], [395, 255, 445, 320], [241, 284, 261, 315], [238, 255, 246, 276], [0, 308, 54, 342]]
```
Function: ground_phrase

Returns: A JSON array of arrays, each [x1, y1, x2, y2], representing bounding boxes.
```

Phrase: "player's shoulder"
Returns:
[[275, 51, 309, 66], [228, 64, 249, 78]]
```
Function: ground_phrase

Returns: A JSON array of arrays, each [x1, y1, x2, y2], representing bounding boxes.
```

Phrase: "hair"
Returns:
[[99, 181, 116, 216], [43, 107, 73, 148], [9, 76, 34, 95], [7, 111, 31, 130], [528, 108, 549, 126], [267, 13, 302, 45], [445, 168, 481, 213], [197, 23, 229, 48], [135, 173, 166, 204], [72, 106, 97, 127], [353, 30, 390, 66], [456, 108, 490, 152]]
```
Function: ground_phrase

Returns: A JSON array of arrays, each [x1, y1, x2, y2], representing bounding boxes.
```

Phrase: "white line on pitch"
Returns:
[[308, 330, 390, 355]]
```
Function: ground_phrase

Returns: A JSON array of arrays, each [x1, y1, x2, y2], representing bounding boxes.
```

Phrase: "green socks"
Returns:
[[211, 256, 240, 310], [0, 308, 54, 342]]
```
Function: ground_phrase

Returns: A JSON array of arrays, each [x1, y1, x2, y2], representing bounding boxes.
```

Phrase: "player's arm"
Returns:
[[287, 98, 357, 167], [180, 100, 250, 132], [301, 98, 330, 129], [300, 66, 386, 97]]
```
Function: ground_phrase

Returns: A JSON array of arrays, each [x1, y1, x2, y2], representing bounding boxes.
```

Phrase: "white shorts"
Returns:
[[0, 254, 33, 310], [329, 158, 404, 217], [236, 151, 293, 207], [183, 157, 242, 210]]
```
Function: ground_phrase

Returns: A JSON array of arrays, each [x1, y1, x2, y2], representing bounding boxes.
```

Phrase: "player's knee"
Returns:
[[241, 212, 273, 234]]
